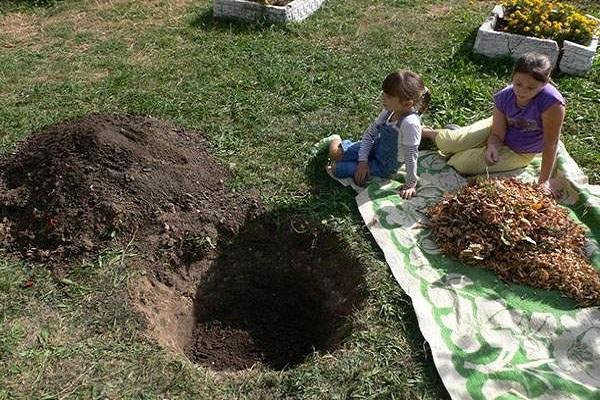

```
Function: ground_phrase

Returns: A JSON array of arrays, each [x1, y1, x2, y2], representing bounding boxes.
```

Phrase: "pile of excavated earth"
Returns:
[[0, 114, 366, 370], [0, 113, 259, 265]]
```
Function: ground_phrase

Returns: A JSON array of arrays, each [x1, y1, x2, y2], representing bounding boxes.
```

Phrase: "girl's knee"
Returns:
[[447, 150, 487, 175], [495, 149, 536, 170], [328, 137, 343, 161]]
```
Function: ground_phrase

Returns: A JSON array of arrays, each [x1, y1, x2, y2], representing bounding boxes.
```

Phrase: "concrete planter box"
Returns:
[[213, 0, 325, 23], [474, 5, 599, 75]]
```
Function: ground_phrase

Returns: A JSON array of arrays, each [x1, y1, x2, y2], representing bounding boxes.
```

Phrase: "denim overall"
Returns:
[[334, 111, 415, 179]]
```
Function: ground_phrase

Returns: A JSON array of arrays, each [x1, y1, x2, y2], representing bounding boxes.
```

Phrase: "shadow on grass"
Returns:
[[303, 146, 358, 218], [190, 7, 297, 35], [452, 28, 514, 77], [304, 148, 451, 399]]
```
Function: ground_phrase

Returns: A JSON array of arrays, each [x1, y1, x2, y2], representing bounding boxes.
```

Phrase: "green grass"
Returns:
[[0, 0, 599, 398]]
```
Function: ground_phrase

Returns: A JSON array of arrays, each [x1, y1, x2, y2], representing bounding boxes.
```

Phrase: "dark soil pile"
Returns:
[[188, 216, 367, 370], [0, 113, 260, 265], [0, 113, 367, 371], [427, 178, 600, 307]]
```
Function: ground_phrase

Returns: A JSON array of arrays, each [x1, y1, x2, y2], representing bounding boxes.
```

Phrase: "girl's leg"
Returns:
[[338, 140, 362, 161], [448, 146, 536, 175], [329, 138, 362, 162], [333, 160, 358, 178], [434, 117, 493, 155], [332, 140, 362, 178], [328, 135, 343, 160], [334, 158, 387, 179]]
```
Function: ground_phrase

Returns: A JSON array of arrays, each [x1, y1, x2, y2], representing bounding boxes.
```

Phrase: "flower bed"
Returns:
[[213, 0, 325, 23], [474, 4, 599, 75]]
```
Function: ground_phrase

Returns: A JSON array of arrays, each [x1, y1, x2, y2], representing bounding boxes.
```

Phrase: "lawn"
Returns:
[[0, 0, 599, 399]]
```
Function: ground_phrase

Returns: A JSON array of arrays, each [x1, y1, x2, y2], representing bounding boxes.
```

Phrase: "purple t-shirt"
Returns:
[[494, 84, 565, 153]]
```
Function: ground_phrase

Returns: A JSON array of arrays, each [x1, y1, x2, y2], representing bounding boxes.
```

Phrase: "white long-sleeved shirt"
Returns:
[[357, 109, 421, 187]]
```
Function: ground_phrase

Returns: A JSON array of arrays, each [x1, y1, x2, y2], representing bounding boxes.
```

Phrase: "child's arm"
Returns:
[[355, 111, 387, 185], [354, 123, 377, 185], [354, 161, 370, 186], [485, 107, 507, 165], [538, 102, 565, 196], [398, 116, 421, 199], [357, 111, 387, 161], [399, 145, 418, 199]]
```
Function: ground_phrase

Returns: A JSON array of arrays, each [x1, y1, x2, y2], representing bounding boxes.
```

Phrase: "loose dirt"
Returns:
[[0, 113, 259, 265], [0, 113, 367, 370], [187, 215, 367, 370]]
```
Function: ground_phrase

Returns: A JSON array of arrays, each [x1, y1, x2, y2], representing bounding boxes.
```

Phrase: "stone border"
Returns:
[[560, 33, 599, 75], [213, 0, 325, 23], [473, 5, 599, 75]]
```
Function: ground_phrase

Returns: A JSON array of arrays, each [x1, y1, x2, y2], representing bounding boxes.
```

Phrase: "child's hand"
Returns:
[[485, 145, 499, 165], [398, 185, 417, 199], [354, 161, 370, 186], [538, 179, 560, 198]]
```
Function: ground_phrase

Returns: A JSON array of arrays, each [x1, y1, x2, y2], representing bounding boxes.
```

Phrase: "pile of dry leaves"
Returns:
[[427, 178, 600, 307]]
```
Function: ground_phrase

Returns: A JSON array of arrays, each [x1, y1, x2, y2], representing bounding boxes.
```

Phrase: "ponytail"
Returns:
[[418, 87, 431, 115], [382, 70, 430, 115]]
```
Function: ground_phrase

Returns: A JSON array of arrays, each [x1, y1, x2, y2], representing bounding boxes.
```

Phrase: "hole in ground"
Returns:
[[186, 214, 367, 371]]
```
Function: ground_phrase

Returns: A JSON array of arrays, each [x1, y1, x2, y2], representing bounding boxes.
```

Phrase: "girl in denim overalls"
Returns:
[[328, 70, 430, 199]]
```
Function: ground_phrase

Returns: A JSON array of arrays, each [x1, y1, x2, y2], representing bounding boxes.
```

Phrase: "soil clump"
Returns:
[[0, 113, 367, 370], [0, 113, 260, 268]]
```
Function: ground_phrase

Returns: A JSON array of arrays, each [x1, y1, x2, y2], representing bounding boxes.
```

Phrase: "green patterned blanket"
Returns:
[[338, 145, 600, 399]]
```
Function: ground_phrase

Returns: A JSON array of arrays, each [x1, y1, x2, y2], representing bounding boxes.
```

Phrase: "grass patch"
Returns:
[[1, 0, 599, 398]]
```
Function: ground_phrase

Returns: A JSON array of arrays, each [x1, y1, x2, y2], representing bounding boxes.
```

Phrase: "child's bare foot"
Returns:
[[328, 135, 343, 161], [421, 127, 438, 141]]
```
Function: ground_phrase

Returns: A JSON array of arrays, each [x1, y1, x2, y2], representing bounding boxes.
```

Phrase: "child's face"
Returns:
[[512, 72, 547, 104], [382, 92, 413, 114]]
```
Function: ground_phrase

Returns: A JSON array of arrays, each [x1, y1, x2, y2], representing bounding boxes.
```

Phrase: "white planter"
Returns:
[[560, 36, 599, 75], [213, 0, 325, 23], [473, 5, 599, 75]]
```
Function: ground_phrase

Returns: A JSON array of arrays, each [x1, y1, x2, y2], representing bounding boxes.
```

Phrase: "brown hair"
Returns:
[[381, 70, 430, 115], [513, 52, 553, 82]]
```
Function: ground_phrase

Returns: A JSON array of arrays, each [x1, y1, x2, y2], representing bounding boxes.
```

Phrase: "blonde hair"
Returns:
[[382, 70, 430, 115]]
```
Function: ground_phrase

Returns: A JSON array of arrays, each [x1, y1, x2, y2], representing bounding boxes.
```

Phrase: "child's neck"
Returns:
[[389, 109, 412, 121], [516, 99, 531, 108]]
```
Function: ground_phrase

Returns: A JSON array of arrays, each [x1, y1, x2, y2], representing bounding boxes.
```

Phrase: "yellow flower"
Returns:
[[502, 0, 595, 44]]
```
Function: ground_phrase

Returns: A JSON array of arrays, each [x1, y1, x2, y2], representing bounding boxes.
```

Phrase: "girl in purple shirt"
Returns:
[[422, 53, 566, 197]]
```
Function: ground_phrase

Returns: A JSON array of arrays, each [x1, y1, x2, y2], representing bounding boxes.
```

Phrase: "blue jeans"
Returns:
[[334, 122, 399, 179], [334, 140, 389, 178]]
